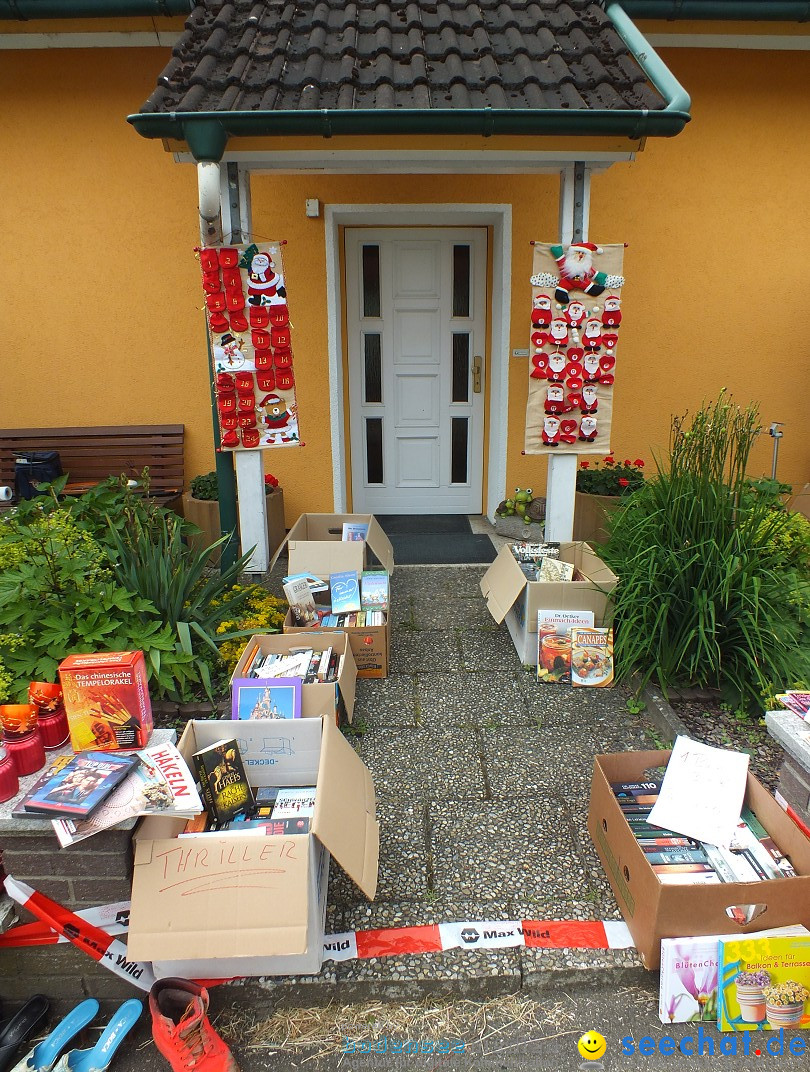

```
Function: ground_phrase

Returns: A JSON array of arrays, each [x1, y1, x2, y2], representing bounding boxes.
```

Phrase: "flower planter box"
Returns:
[[573, 490, 622, 544], [181, 486, 286, 564]]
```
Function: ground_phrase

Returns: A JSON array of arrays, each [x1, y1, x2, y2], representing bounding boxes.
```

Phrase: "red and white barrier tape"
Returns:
[[3, 877, 154, 992], [1, 884, 632, 969]]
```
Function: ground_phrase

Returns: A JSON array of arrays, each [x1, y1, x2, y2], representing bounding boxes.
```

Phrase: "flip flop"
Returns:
[[51, 1000, 141, 1072], [9, 1000, 97, 1072], [0, 996, 50, 1072]]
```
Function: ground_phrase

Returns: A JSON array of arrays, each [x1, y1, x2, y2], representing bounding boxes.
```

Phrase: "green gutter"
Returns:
[[0, 1, 190, 18], [127, 0, 690, 160], [128, 104, 690, 162], [606, 3, 691, 112], [618, 1, 810, 19]]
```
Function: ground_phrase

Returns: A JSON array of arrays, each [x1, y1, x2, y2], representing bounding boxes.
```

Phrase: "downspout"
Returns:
[[0, 1, 190, 16], [618, 2, 810, 20], [605, 3, 692, 114], [197, 161, 238, 571]]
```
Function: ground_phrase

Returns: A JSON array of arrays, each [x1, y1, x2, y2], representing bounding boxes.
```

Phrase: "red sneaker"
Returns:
[[150, 978, 239, 1072]]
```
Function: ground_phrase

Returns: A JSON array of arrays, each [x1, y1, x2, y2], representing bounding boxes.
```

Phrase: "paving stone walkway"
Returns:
[[252, 561, 661, 1003]]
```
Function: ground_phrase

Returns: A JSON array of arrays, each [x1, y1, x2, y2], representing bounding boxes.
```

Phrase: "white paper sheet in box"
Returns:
[[128, 717, 378, 978]]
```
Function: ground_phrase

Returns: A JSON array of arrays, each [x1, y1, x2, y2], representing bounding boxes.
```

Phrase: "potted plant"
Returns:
[[182, 472, 222, 563], [574, 455, 645, 544], [181, 471, 286, 563]]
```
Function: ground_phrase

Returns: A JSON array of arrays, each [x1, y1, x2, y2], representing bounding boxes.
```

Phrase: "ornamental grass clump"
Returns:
[[602, 393, 810, 710]]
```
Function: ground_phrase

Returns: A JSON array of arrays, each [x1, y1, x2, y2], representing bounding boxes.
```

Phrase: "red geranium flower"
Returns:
[[618, 477, 629, 487], [580, 461, 590, 469], [634, 458, 645, 468], [264, 473, 279, 488]]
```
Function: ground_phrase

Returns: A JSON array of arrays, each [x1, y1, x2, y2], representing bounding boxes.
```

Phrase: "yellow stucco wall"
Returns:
[[2, 44, 808, 524]]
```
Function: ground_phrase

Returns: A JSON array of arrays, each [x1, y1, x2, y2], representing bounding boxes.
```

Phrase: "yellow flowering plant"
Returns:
[[215, 584, 287, 673]]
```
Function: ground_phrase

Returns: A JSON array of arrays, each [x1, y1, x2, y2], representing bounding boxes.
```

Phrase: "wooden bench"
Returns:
[[0, 425, 184, 507]]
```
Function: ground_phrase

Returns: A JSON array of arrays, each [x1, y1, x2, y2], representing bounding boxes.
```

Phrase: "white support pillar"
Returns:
[[219, 162, 269, 573], [545, 163, 591, 542]]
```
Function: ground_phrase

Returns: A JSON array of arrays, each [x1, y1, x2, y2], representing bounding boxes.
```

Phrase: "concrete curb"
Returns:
[[635, 677, 690, 744]]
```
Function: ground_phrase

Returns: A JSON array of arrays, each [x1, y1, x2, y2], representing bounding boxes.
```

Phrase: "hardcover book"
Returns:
[[231, 678, 302, 720], [718, 933, 810, 1031], [330, 570, 361, 613], [570, 627, 614, 687], [361, 571, 389, 610], [52, 741, 203, 847], [23, 751, 139, 818], [536, 609, 594, 684], [192, 738, 254, 823]]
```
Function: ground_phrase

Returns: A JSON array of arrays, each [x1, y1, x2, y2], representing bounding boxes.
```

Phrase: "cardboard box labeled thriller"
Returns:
[[480, 541, 617, 666], [588, 751, 810, 970], [58, 650, 153, 751], [128, 716, 379, 978]]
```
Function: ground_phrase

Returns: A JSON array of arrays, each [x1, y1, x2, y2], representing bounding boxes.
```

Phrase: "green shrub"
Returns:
[[602, 394, 810, 710], [190, 472, 220, 501]]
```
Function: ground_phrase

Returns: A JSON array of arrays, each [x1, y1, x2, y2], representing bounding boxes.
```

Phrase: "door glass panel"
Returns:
[[452, 244, 471, 318], [366, 417, 384, 484], [362, 245, 381, 317], [452, 333, 470, 403], [451, 417, 468, 484], [363, 333, 382, 403]]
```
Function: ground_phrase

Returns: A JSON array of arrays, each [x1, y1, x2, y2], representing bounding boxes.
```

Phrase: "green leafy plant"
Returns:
[[0, 506, 198, 701], [602, 394, 810, 711], [103, 511, 259, 694], [215, 585, 286, 673], [576, 456, 645, 496], [190, 472, 220, 501]]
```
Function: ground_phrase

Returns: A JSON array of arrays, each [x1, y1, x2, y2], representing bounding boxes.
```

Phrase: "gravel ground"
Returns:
[[670, 700, 784, 792]]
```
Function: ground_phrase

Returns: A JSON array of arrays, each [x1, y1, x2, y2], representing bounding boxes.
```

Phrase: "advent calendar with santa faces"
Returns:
[[199, 242, 301, 450], [524, 241, 625, 455]]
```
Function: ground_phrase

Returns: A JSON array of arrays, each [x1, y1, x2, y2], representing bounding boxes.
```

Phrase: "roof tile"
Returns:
[[139, 0, 668, 116]]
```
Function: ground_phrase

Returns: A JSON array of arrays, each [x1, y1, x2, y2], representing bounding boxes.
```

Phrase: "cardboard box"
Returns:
[[588, 751, 810, 970], [479, 542, 618, 666], [128, 716, 379, 978], [58, 650, 153, 751], [232, 633, 357, 723], [789, 483, 810, 522], [283, 609, 390, 679], [270, 513, 395, 578]]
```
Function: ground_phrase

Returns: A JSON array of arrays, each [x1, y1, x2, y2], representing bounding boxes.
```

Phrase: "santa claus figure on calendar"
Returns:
[[531, 293, 553, 328], [548, 242, 622, 305], [247, 251, 285, 306], [579, 415, 598, 442], [542, 416, 561, 446], [601, 294, 622, 328]]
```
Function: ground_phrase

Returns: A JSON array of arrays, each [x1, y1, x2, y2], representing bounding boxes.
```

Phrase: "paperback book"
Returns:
[[22, 751, 139, 818], [342, 522, 369, 542], [570, 627, 614, 688], [271, 786, 317, 819], [52, 741, 202, 847], [192, 738, 254, 823], [231, 678, 302, 720], [330, 570, 361, 614], [361, 571, 389, 610], [283, 576, 319, 626], [775, 692, 810, 718]]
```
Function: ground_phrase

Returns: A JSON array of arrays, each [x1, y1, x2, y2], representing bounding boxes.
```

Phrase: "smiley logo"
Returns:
[[577, 1030, 607, 1061]]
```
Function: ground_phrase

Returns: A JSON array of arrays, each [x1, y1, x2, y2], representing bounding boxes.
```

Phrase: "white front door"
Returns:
[[345, 228, 487, 514]]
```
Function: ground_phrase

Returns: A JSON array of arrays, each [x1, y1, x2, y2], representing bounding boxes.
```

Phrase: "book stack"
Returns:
[[775, 690, 810, 719], [240, 644, 341, 684], [183, 759, 317, 837], [613, 780, 796, 885]]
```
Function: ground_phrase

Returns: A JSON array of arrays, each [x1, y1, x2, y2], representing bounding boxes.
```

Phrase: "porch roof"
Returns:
[[128, 0, 691, 161]]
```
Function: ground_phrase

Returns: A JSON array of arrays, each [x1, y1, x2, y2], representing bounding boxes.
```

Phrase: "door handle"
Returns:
[[472, 355, 482, 394]]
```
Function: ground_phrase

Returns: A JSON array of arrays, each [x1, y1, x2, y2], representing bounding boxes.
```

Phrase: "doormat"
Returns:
[[376, 514, 473, 535], [387, 532, 496, 565]]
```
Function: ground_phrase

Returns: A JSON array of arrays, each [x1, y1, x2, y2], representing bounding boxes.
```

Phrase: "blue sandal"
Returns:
[[51, 1001, 141, 1072], [9, 1000, 98, 1072]]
